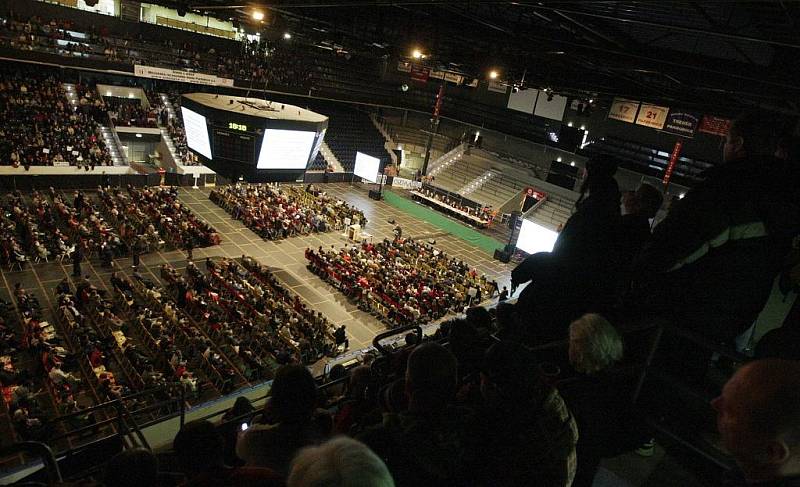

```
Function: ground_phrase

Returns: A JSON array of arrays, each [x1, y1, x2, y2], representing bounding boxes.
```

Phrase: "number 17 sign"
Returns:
[[607, 98, 640, 123], [635, 104, 670, 129]]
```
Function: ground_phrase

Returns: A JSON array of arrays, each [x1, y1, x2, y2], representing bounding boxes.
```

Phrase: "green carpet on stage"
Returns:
[[382, 189, 505, 255]]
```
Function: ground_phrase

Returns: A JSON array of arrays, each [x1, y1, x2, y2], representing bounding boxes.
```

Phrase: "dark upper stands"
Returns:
[[303, 102, 390, 171]]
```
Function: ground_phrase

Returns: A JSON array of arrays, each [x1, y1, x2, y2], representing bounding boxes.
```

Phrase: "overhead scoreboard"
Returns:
[[180, 93, 328, 182]]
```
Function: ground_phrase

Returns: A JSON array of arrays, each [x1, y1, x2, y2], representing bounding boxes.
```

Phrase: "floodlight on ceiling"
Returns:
[[252, 11, 265, 21], [489, 70, 499, 80], [412, 49, 422, 59], [283, 32, 292, 40]]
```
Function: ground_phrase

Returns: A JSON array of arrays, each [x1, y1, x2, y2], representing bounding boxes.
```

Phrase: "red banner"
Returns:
[[698, 115, 732, 136], [432, 85, 444, 118], [663, 140, 683, 187]]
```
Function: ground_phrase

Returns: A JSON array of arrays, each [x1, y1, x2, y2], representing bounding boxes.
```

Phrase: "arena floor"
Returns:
[[0, 183, 516, 369], [0, 183, 711, 485]]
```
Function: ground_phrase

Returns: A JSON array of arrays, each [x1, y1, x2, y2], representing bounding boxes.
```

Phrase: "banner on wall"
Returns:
[[391, 177, 423, 190], [487, 80, 508, 94], [663, 110, 700, 138], [607, 98, 640, 123], [635, 104, 670, 129], [430, 70, 465, 85], [698, 115, 732, 136], [534, 93, 568, 122], [663, 140, 683, 187], [410, 65, 430, 83], [134, 65, 234, 87]]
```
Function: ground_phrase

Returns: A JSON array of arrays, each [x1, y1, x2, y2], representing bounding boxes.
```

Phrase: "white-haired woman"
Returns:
[[558, 313, 649, 487], [288, 436, 394, 487]]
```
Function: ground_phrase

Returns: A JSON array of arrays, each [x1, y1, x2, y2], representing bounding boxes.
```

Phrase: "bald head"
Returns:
[[713, 359, 800, 480]]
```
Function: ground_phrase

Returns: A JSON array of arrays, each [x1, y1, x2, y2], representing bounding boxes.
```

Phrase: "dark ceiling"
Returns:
[[175, 1, 800, 114]]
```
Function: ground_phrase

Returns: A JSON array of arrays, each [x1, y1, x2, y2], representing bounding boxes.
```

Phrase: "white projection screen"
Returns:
[[257, 129, 317, 169], [507, 89, 539, 114], [354, 152, 381, 183], [180, 106, 212, 160], [516, 219, 559, 255], [534, 94, 568, 121]]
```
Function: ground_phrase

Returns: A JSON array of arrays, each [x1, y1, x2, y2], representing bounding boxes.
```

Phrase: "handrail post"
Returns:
[[180, 385, 186, 428]]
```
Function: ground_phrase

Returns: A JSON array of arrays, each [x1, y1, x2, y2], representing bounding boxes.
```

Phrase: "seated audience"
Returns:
[[174, 419, 285, 487], [211, 183, 365, 241], [103, 448, 159, 487], [477, 340, 578, 486], [358, 342, 479, 486], [306, 238, 494, 327], [237, 364, 329, 475]]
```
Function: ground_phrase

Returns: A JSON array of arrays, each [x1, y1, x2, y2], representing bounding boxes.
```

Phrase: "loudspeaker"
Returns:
[[368, 190, 383, 201], [493, 249, 511, 263]]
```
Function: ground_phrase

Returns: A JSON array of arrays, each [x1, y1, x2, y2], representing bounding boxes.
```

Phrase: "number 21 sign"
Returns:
[[635, 104, 669, 129]]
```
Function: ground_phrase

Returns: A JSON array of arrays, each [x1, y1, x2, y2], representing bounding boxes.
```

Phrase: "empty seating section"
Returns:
[[0, 63, 112, 168], [581, 136, 713, 185], [303, 102, 390, 171], [528, 195, 575, 230]]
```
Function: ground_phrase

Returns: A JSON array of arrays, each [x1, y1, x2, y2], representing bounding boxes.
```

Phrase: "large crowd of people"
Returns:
[[306, 238, 499, 327], [0, 13, 319, 92], [105, 96, 157, 128], [211, 183, 367, 241], [0, 63, 112, 168]]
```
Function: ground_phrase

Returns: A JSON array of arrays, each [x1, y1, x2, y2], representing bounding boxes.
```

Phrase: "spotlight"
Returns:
[[252, 11, 265, 21], [135, 133, 142, 138], [400, 83, 409, 92], [489, 70, 499, 80], [412, 49, 422, 59], [283, 32, 292, 40]]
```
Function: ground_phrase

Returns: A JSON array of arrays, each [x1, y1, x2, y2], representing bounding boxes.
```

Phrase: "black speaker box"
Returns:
[[368, 190, 383, 201], [493, 249, 511, 263]]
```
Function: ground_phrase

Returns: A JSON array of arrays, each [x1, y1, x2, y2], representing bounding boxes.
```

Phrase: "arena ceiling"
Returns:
[[174, 1, 800, 114]]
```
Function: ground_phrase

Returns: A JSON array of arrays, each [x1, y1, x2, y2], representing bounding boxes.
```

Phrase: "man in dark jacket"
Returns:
[[513, 154, 625, 344], [630, 113, 800, 344]]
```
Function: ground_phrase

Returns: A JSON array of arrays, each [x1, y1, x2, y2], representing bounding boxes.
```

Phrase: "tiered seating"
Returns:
[[306, 238, 498, 328], [210, 183, 365, 241], [304, 102, 389, 171], [0, 62, 112, 168], [104, 96, 157, 128]]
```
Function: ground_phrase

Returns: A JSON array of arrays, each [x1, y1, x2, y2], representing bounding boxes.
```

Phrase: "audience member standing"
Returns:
[[513, 154, 624, 344], [72, 241, 83, 277], [630, 113, 800, 378]]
